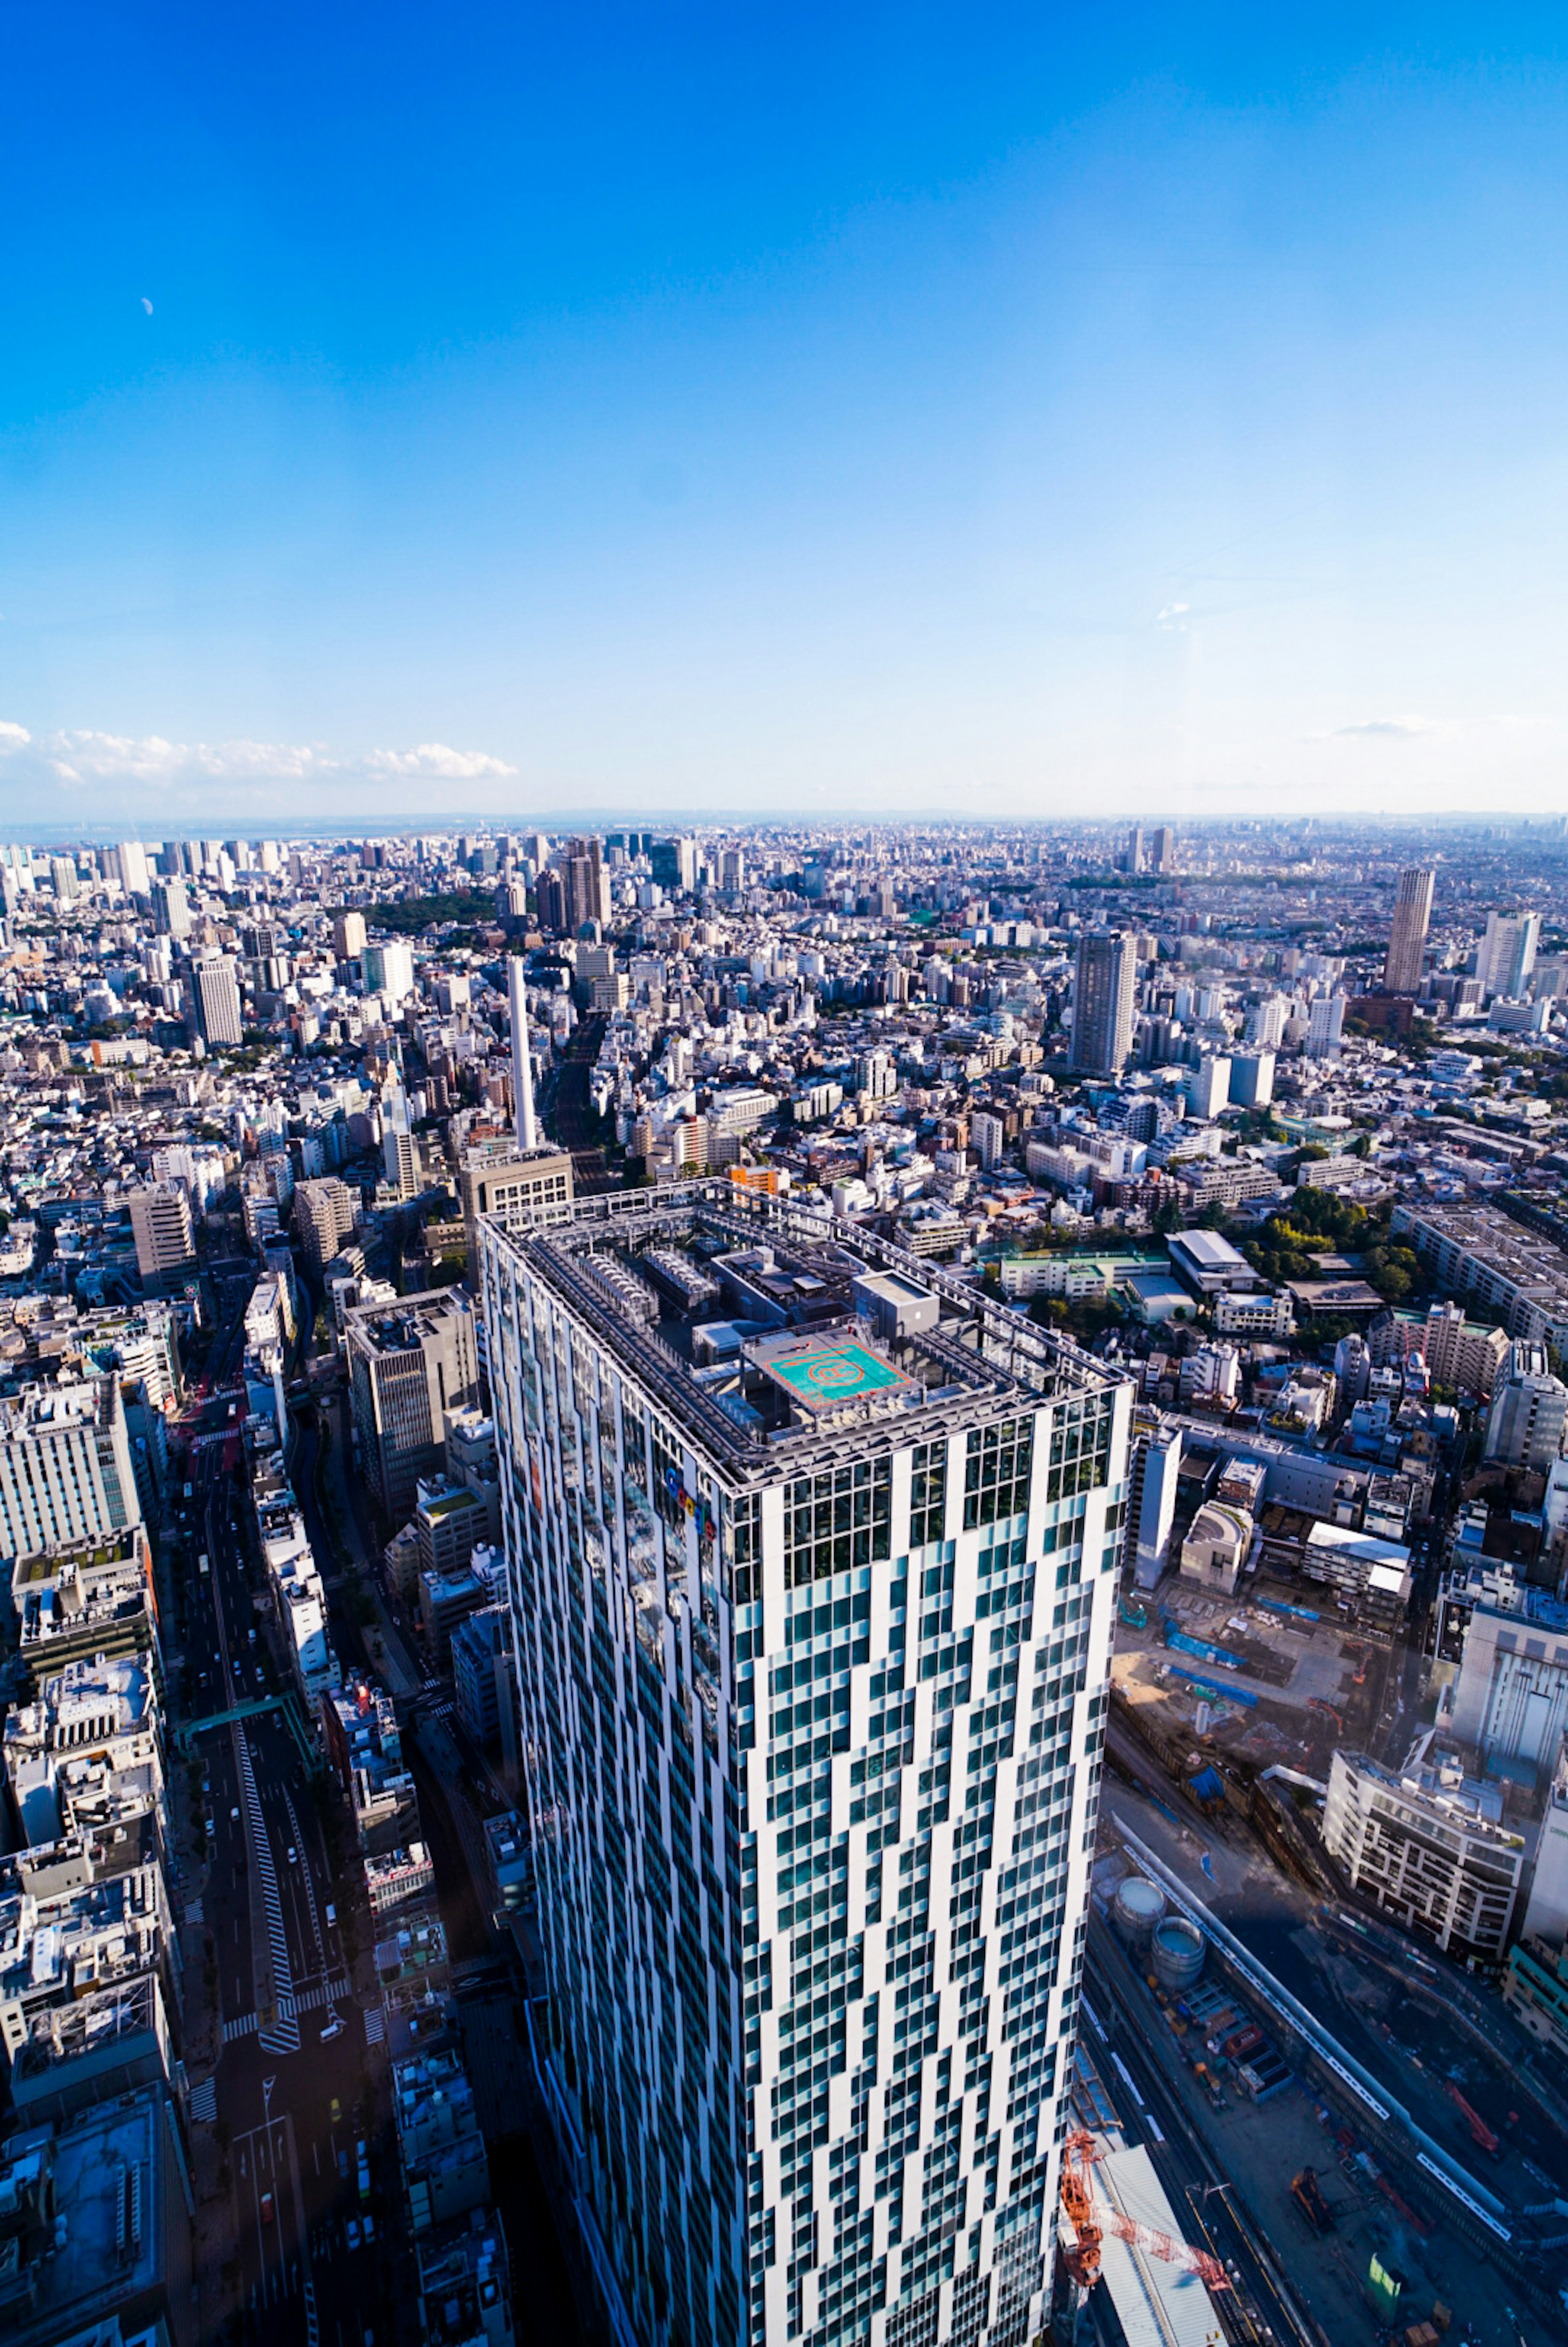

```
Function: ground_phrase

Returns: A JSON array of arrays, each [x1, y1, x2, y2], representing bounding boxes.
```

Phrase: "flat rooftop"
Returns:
[[483, 1180, 1118, 1481]]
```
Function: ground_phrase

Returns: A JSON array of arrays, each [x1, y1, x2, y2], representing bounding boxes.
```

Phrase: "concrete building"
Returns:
[[1167, 1229, 1254, 1300], [1178, 1497, 1252, 1596], [457, 1137, 574, 1270], [1419, 1302, 1510, 1399], [1069, 929, 1137, 1078], [1479, 909, 1540, 1002], [1391, 1200, 1568, 1354], [347, 1289, 481, 1523], [334, 908, 367, 959], [1506, 1743, 1568, 2058], [1125, 1418, 1182, 1593], [1322, 1744, 1526, 1965], [481, 1181, 1128, 2347], [294, 1174, 361, 1274], [0, 2088, 194, 2347], [0, 1380, 141, 1566], [127, 1181, 196, 1287], [1482, 1341, 1568, 1475], [381, 1079, 423, 1200], [1383, 866, 1435, 995], [1227, 1050, 1275, 1110], [363, 937, 415, 1000], [451, 1603, 515, 1753], [1448, 1575, 1568, 1781], [192, 954, 243, 1048], [1184, 1055, 1231, 1121]]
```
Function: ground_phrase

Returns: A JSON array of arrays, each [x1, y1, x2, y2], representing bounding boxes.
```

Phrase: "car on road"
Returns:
[[325, 1902, 336, 1926], [231, 1806, 240, 1821], [330, 2097, 342, 2125], [261, 2191, 275, 2226], [320, 2017, 344, 2041], [287, 1845, 298, 1865], [205, 1817, 215, 1838], [362, 2214, 375, 2244], [346, 2218, 361, 2250]]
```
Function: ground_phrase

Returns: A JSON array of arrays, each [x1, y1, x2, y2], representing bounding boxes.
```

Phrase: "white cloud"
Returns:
[[1327, 715, 1441, 740], [1155, 601, 1189, 625], [0, 723, 515, 802]]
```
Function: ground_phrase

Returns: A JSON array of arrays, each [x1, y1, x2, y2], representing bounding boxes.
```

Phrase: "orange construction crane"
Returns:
[[1446, 2083, 1500, 2158], [1059, 2130, 1230, 2294]]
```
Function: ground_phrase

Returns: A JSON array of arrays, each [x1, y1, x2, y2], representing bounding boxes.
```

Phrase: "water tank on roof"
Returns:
[[1151, 1915, 1206, 1990], [1112, 1875, 1167, 1953]]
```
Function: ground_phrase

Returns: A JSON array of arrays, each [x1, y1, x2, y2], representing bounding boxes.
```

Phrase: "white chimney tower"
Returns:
[[508, 956, 539, 1152]]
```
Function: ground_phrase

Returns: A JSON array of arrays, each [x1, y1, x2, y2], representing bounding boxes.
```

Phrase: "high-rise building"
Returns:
[[1228, 1051, 1275, 1110], [480, 1182, 1127, 2347], [294, 1176, 361, 1274], [381, 1080, 423, 1200], [1184, 1056, 1231, 1121], [115, 840, 151, 897], [457, 1138, 574, 1272], [0, 1378, 142, 1562], [1305, 992, 1345, 1060], [1479, 910, 1541, 1002], [1149, 825, 1177, 876], [651, 836, 698, 895], [1068, 930, 1136, 1077], [363, 939, 415, 1001], [1382, 866, 1435, 995], [192, 956, 243, 1048], [335, 909, 368, 961], [1483, 1341, 1568, 1474], [128, 1182, 197, 1286], [562, 835, 611, 934], [151, 878, 190, 938], [1123, 825, 1144, 875], [346, 1290, 481, 1522]]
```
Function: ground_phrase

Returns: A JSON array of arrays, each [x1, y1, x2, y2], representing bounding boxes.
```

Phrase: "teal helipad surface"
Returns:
[[763, 1340, 907, 1406]]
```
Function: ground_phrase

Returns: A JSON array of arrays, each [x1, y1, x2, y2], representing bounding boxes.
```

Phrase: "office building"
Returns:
[[1322, 1745, 1526, 1965], [1227, 1050, 1274, 1110], [115, 839, 151, 897], [1068, 929, 1136, 1078], [1447, 1574, 1568, 1781], [382, 1080, 423, 1200], [1149, 826, 1177, 875], [970, 1109, 1005, 1171], [150, 877, 190, 938], [651, 836, 698, 895], [347, 1290, 482, 1522], [364, 938, 415, 1001], [192, 955, 243, 1048], [0, 2088, 194, 2347], [127, 1182, 196, 1287], [1183, 1055, 1231, 1122], [1123, 1418, 1182, 1592], [451, 1604, 515, 1751], [0, 1380, 142, 1564], [1305, 992, 1345, 1060], [1479, 909, 1541, 1002], [1382, 866, 1435, 994], [334, 908, 368, 960], [294, 1175, 362, 1274], [1123, 825, 1144, 875], [1482, 1341, 1568, 1475], [481, 1181, 1128, 2347], [458, 1138, 574, 1272]]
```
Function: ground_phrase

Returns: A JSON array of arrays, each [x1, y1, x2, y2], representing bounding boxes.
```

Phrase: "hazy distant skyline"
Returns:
[[7, 7, 1568, 823]]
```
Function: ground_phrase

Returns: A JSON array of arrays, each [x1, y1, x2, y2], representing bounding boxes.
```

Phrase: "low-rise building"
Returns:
[[1322, 1743, 1526, 1964], [0, 2088, 194, 2347]]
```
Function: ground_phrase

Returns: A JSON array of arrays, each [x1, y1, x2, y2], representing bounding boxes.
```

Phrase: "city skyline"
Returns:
[[9, 11, 1568, 821]]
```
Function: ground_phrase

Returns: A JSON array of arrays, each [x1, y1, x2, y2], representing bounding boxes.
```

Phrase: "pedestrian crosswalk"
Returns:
[[189, 2076, 218, 2123], [364, 2006, 385, 2046], [236, 1724, 299, 2053], [222, 1975, 352, 2044]]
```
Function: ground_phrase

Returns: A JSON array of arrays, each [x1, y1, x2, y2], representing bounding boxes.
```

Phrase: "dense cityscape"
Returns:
[[0, 818, 1564, 2347]]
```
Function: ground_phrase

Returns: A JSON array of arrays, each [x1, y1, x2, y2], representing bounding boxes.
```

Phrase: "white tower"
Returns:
[[508, 956, 538, 1152]]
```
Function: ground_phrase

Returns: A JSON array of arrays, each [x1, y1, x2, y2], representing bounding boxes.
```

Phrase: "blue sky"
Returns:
[[4, 6, 1568, 825]]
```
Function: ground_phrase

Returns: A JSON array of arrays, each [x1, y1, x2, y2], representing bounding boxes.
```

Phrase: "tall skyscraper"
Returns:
[[151, 877, 190, 939], [481, 1185, 1128, 2347], [1382, 866, 1435, 995], [1068, 930, 1136, 1077], [192, 955, 243, 1048], [1479, 910, 1541, 1002], [1123, 825, 1144, 875], [1149, 825, 1177, 876], [507, 957, 539, 1151]]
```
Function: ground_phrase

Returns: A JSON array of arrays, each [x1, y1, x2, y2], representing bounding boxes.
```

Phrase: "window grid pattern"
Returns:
[[785, 1461, 892, 1588], [962, 1419, 1033, 1532]]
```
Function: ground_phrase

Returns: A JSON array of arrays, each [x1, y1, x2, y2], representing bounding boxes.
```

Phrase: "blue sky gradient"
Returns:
[[5, 7, 1568, 822]]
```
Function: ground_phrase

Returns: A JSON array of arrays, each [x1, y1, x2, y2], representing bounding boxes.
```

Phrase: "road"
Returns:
[[175, 1277, 403, 2347]]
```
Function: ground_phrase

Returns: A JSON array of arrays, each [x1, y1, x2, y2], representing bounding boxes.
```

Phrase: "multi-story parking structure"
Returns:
[[480, 1182, 1129, 2347]]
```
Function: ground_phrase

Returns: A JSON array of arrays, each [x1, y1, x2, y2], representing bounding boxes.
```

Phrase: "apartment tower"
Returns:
[[1382, 866, 1435, 995], [1067, 930, 1136, 1079]]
